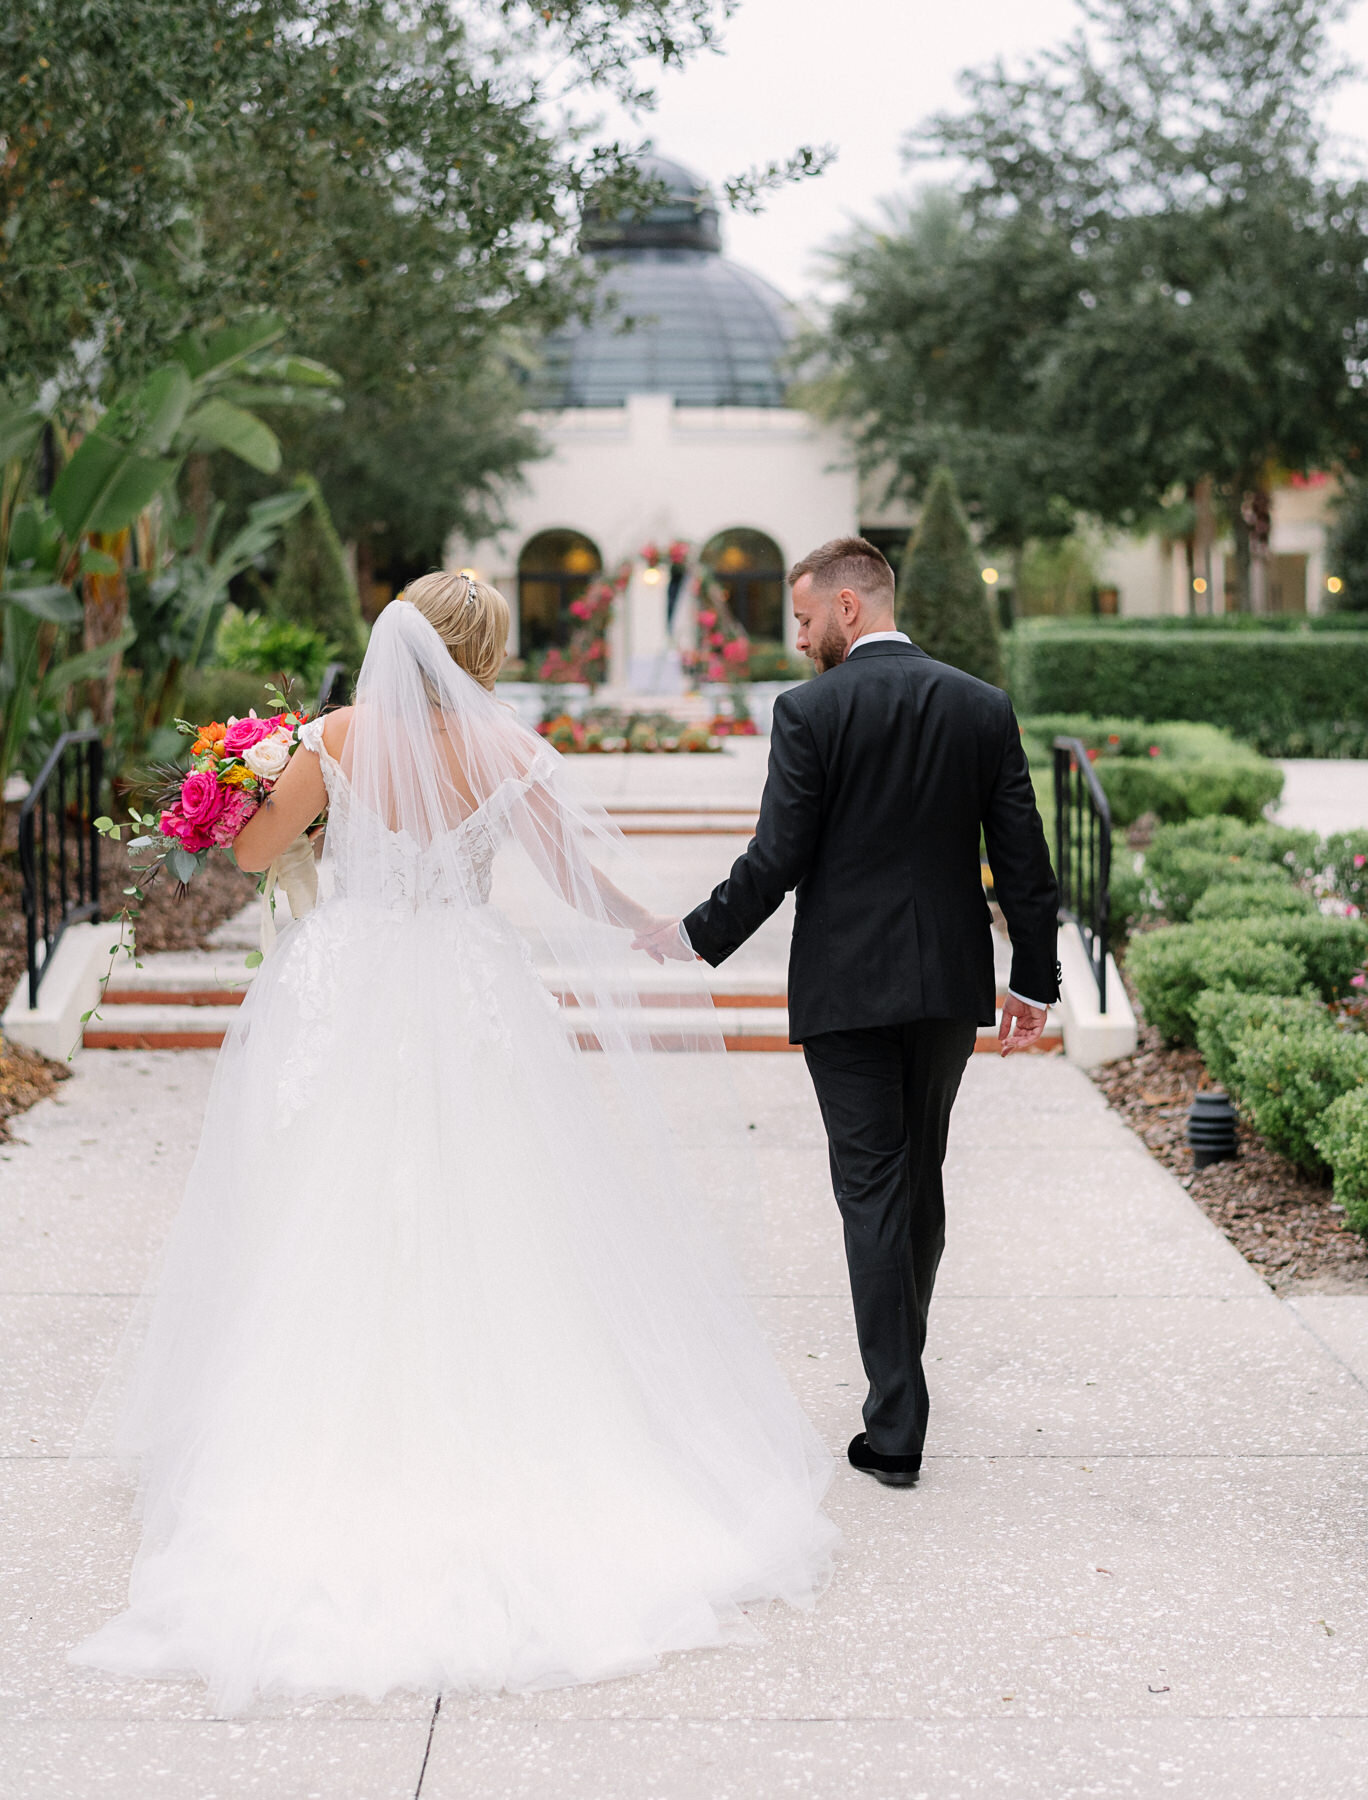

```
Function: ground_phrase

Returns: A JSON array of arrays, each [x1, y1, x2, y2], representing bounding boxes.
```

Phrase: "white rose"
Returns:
[[243, 732, 292, 780]]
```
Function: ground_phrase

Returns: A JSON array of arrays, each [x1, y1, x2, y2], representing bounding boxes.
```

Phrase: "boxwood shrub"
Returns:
[[1007, 628, 1368, 754], [1312, 1089, 1368, 1233], [1192, 989, 1330, 1093], [1254, 916, 1368, 1001], [1323, 831, 1368, 913], [1144, 816, 1321, 883], [1188, 882, 1319, 923], [1020, 712, 1282, 826], [1230, 1023, 1368, 1171], [1144, 850, 1292, 924], [1126, 925, 1309, 1043]]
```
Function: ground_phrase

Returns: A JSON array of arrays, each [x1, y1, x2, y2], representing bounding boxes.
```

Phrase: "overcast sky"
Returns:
[[603, 0, 1368, 302]]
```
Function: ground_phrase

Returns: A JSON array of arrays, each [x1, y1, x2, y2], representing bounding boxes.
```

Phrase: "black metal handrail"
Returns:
[[1052, 735, 1111, 1012], [313, 661, 349, 717], [17, 729, 103, 1007]]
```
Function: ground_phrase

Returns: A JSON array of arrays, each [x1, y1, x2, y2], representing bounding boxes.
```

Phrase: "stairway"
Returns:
[[85, 919, 1061, 1055]]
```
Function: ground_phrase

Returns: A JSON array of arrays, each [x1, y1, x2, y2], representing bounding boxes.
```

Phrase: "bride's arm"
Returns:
[[507, 762, 667, 936], [233, 748, 328, 872]]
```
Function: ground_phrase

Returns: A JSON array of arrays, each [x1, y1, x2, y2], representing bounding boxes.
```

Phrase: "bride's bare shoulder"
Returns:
[[319, 706, 355, 759]]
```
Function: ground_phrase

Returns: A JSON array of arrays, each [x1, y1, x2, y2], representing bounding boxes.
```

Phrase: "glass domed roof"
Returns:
[[529, 154, 794, 410]]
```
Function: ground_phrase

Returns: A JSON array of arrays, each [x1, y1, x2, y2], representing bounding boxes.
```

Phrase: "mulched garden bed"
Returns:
[[0, 1035, 69, 1145], [1091, 1017, 1368, 1295]]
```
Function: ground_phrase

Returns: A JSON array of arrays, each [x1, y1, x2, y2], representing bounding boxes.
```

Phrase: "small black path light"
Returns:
[[1188, 1089, 1238, 1169]]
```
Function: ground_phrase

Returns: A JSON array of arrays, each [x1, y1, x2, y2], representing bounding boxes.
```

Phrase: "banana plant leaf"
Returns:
[[51, 434, 178, 540], [173, 314, 286, 381], [0, 397, 45, 467], [0, 584, 83, 626], [40, 624, 136, 699], [97, 364, 194, 455], [181, 398, 282, 473]]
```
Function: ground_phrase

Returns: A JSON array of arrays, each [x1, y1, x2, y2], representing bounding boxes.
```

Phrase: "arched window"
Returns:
[[518, 530, 603, 654], [700, 529, 785, 641]]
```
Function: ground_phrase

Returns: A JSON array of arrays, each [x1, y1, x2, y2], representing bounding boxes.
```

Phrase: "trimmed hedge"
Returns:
[[1007, 628, 1368, 755], [1144, 851, 1292, 924], [1189, 881, 1319, 923], [1323, 831, 1368, 914], [1230, 1023, 1368, 1171], [1126, 915, 1368, 1042], [1126, 926, 1308, 1043], [1313, 1089, 1368, 1232], [1020, 713, 1282, 827], [1192, 989, 1331, 1093]]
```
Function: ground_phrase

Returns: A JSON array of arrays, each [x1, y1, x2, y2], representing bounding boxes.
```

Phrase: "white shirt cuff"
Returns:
[[677, 921, 693, 953], [1007, 987, 1050, 1011]]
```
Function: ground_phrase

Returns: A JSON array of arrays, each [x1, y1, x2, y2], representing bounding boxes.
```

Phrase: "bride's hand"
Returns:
[[631, 917, 698, 964]]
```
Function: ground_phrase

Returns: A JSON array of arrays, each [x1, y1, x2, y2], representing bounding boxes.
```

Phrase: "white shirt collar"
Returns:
[[847, 630, 912, 652]]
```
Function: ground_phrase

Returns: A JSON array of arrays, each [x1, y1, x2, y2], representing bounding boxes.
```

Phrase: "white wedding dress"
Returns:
[[71, 602, 837, 1712]]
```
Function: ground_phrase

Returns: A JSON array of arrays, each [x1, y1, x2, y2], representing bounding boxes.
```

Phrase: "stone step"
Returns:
[[86, 995, 1060, 1055], [83, 1000, 798, 1054]]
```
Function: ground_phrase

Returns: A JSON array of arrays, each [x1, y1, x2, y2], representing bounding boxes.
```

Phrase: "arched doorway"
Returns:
[[518, 530, 602, 654], [700, 529, 785, 641]]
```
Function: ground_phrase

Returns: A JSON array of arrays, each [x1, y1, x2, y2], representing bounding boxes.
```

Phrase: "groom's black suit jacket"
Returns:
[[682, 640, 1060, 1042]]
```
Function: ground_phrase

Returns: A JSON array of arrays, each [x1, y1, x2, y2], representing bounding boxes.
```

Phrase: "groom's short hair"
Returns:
[[788, 536, 896, 606]]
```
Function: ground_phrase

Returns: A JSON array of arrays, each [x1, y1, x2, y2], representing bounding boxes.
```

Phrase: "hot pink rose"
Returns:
[[223, 713, 281, 756], [178, 768, 229, 832]]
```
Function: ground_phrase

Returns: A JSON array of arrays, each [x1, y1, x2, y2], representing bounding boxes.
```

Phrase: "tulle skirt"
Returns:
[[70, 896, 838, 1711]]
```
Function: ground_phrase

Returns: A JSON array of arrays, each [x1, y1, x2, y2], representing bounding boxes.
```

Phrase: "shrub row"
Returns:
[[1007, 629, 1368, 755], [1021, 713, 1283, 828], [1110, 817, 1330, 945], [1126, 915, 1368, 1044], [1122, 825, 1368, 1227]]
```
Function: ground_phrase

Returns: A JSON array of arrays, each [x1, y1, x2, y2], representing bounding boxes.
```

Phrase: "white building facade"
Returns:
[[446, 155, 858, 689]]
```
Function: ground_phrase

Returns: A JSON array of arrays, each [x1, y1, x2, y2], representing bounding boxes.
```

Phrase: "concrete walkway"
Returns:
[[1275, 758, 1368, 837], [5, 1042, 1368, 1797]]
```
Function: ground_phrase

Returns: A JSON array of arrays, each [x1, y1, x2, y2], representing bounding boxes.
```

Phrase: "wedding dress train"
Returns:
[[71, 602, 837, 1711]]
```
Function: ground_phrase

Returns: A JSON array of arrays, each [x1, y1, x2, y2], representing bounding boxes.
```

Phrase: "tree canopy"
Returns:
[[3, 1, 825, 571], [810, 0, 1368, 606]]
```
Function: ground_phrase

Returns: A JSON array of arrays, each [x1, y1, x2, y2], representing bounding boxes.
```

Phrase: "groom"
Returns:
[[635, 537, 1059, 1488]]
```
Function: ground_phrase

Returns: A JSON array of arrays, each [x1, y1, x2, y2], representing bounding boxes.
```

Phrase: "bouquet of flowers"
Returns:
[[93, 692, 319, 987], [151, 705, 311, 882]]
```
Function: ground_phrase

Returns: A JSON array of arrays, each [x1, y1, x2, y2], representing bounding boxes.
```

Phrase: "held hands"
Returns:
[[998, 994, 1048, 1056], [631, 917, 699, 965]]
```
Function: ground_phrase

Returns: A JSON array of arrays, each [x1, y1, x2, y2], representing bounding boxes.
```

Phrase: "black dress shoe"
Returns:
[[847, 1432, 921, 1487]]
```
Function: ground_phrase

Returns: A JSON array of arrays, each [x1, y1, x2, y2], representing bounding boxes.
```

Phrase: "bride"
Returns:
[[70, 572, 837, 1712]]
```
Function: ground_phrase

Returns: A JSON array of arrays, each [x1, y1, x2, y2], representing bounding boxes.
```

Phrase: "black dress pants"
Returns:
[[802, 1018, 979, 1458]]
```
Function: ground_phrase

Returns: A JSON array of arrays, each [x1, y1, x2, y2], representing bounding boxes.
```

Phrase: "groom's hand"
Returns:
[[631, 917, 699, 964], [998, 994, 1048, 1055]]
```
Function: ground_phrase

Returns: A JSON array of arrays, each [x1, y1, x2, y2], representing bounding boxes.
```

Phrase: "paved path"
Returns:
[[5, 1043, 1368, 1797], [1276, 759, 1368, 837]]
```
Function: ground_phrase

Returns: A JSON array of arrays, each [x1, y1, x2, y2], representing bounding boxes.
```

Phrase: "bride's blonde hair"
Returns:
[[396, 571, 510, 691]]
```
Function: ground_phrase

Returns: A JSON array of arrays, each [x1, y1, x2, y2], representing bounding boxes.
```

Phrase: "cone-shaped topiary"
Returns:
[[270, 475, 368, 668], [897, 465, 1003, 685]]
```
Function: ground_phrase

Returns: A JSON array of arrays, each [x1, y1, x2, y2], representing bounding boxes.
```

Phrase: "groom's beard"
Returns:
[[811, 622, 849, 673]]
